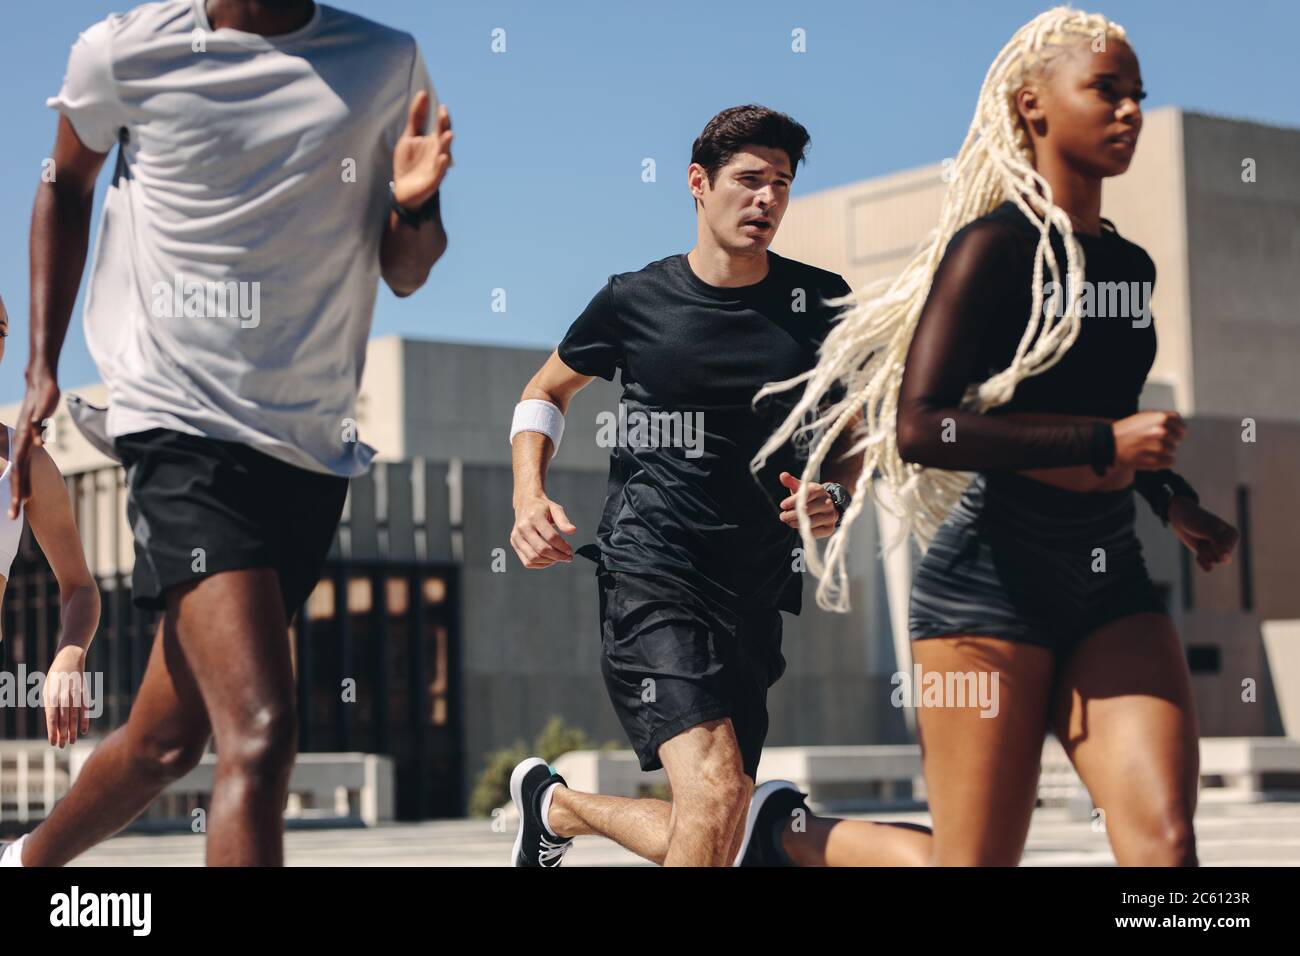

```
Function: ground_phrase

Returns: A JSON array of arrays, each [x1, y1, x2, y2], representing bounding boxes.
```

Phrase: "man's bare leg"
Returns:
[[549, 778, 755, 867], [168, 568, 298, 866], [659, 719, 751, 866], [547, 791, 674, 864], [20, 614, 211, 867], [547, 719, 751, 866]]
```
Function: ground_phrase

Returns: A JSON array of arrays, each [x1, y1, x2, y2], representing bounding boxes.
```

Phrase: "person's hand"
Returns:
[[511, 495, 576, 568], [10, 369, 61, 520], [777, 471, 838, 539], [392, 95, 453, 209], [1169, 498, 1239, 572], [1112, 411, 1185, 470], [43, 644, 92, 749]]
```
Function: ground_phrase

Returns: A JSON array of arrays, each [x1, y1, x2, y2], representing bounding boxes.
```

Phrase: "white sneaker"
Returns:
[[0, 834, 29, 867]]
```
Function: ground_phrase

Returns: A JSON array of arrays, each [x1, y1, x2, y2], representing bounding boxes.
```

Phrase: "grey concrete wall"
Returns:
[[770, 509, 912, 751], [1165, 415, 1300, 737], [1182, 114, 1300, 422], [452, 455, 907, 803], [400, 339, 625, 472], [457, 464, 626, 795]]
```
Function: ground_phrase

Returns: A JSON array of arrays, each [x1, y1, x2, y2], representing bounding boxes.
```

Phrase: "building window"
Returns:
[[306, 579, 335, 621], [347, 577, 373, 615], [1187, 645, 1221, 674], [423, 576, 446, 606], [386, 577, 410, 616]]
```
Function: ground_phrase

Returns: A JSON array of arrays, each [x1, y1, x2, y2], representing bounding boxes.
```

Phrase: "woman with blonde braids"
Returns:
[[747, 7, 1240, 866]]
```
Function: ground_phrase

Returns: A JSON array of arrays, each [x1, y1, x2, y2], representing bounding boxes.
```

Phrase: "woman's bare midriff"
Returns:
[[991, 411, 1135, 492]]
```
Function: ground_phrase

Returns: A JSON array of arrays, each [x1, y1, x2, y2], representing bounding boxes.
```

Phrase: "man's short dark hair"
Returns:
[[690, 104, 810, 186]]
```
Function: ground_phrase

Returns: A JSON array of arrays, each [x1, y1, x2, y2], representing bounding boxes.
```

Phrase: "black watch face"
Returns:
[[825, 484, 848, 511]]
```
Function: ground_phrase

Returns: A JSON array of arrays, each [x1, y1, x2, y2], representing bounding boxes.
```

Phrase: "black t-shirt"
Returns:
[[558, 251, 852, 615], [897, 200, 1159, 469]]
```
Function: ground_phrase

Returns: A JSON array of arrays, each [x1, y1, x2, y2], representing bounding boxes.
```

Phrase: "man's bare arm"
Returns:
[[510, 351, 595, 568], [380, 195, 448, 297], [11, 116, 108, 519], [381, 95, 451, 297]]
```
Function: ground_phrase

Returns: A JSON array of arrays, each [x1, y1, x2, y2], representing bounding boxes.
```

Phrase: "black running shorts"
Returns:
[[909, 470, 1168, 654], [114, 428, 349, 618], [595, 565, 785, 780]]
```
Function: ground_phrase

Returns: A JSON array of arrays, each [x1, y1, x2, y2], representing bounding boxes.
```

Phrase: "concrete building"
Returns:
[[2, 107, 1295, 817]]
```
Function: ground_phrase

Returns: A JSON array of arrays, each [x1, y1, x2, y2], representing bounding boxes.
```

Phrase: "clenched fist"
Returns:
[[777, 471, 839, 539], [1113, 411, 1185, 470], [511, 495, 576, 568]]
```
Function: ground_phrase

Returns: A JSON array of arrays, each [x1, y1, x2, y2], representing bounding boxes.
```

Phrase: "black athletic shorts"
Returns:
[[114, 428, 349, 618], [909, 470, 1168, 655], [591, 558, 786, 781]]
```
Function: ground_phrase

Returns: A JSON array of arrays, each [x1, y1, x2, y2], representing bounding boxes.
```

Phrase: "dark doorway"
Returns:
[[295, 561, 463, 819]]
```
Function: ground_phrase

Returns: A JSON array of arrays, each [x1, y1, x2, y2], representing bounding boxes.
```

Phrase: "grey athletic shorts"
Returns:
[[908, 471, 1168, 654]]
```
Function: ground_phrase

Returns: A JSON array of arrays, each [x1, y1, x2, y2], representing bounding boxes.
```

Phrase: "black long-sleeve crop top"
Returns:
[[895, 200, 1196, 519]]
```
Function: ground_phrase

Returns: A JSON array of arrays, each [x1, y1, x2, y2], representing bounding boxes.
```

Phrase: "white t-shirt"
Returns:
[[48, 0, 437, 476]]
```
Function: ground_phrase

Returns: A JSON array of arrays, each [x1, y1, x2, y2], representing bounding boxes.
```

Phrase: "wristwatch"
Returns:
[[822, 482, 852, 528], [1135, 470, 1199, 526], [389, 183, 440, 228]]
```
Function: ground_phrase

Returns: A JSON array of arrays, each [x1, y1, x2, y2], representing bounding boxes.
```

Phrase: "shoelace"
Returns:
[[537, 832, 573, 867]]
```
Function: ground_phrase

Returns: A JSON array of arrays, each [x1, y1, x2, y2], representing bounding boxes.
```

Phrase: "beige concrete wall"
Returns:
[[772, 161, 945, 292], [1100, 107, 1192, 413], [0, 382, 117, 476], [357, 336, 406, 462]]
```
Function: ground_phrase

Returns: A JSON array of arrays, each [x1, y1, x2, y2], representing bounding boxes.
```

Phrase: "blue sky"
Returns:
[[1, 0, 1296, 403]]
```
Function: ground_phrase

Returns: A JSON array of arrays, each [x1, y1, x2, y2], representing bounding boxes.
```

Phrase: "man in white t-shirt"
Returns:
[[1, 0, 450, 867]]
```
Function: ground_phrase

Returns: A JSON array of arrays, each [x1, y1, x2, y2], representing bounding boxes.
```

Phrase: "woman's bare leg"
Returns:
[[913, 635, 1056, 866], [1052, 612, 1199, 866], [783, 817, 932, 866]]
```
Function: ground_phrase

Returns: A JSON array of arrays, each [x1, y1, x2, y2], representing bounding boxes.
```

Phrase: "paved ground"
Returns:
[[67, 799, 1300, 866]]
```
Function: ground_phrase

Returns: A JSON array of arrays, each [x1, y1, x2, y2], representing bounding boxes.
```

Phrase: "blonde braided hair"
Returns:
[[753, 6, 1130, 613]]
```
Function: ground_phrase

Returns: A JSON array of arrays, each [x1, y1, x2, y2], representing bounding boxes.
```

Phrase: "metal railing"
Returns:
[[0, 741, 71, 826]]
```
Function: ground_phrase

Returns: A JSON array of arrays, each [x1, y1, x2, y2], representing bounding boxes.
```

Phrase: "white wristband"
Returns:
[[510, 399, 565, 459]]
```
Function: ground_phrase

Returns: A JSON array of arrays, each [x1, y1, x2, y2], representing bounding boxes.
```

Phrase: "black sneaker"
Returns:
[[510, 757, 574, 867], [734, 780, 808, 866]]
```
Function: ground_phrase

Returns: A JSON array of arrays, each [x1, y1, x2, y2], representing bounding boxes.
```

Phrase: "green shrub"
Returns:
[[468, 715, 619, 817], [467, 739, 529, 819]]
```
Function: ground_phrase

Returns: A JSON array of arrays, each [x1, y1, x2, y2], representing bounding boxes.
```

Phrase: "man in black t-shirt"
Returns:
[[505, 105, 864, 867]]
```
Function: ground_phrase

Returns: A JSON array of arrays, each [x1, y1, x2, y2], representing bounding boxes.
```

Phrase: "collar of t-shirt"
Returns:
[[191, 0, 324, 49], [674, 251, 782, 301]]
